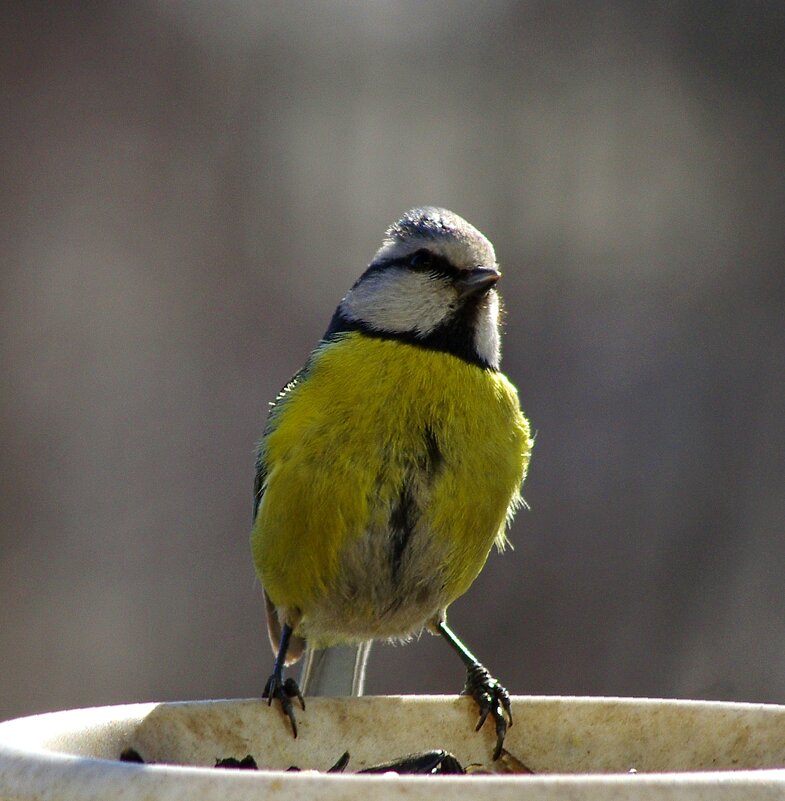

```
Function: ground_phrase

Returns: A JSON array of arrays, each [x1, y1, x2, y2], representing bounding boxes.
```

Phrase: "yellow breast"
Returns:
[[252, 333, 531, 634]]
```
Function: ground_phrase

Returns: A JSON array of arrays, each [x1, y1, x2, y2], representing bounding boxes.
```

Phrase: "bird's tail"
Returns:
[[299, 642, 373, 697]]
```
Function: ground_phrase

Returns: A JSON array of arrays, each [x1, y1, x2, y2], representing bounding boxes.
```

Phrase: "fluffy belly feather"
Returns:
[[297, 490, 453, 646]]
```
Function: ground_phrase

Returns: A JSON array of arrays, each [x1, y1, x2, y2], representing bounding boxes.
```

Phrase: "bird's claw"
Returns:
[[463, 663, 512, 760], [263, 674, 305, 738]]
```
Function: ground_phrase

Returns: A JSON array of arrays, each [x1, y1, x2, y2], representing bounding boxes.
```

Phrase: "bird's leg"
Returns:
[[436, 620, 512, 760], [262, 623, 305, 737]]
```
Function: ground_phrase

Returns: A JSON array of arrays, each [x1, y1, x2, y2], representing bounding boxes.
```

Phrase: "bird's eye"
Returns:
[[409, 250, 433, 271]]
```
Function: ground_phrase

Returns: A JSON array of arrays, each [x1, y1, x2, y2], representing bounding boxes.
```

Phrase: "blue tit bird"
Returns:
[[251, 207, 532, 760]]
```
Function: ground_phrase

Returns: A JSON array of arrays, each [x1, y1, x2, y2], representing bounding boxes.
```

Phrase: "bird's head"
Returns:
[[332, 207, 503, 369]]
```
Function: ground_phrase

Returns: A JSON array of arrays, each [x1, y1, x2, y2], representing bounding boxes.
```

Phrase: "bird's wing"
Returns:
[[252, 452, 266, 522], [253, 366, 312, 664], [252, 366, 309, 521]]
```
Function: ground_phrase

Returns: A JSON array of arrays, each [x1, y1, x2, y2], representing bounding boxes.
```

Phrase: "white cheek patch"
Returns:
[[472, 291, 501, 369], [341, 268, 456, 337]]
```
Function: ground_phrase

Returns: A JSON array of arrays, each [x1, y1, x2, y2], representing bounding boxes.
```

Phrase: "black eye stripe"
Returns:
[[357, 251, 464, 284], [408, 248, 434, 271], [405, 250, 459, 279]]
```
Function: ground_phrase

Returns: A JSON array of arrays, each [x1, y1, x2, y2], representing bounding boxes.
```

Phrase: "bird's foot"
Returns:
[[263, 673, 305, 738], [462, 662, 512, 760]]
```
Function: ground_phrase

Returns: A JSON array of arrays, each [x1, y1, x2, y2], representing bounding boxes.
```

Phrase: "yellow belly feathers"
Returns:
[[252, 333, 531, 646]]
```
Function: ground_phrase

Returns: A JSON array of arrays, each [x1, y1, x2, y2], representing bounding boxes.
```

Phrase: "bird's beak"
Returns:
[[455, 268, 501, 299]]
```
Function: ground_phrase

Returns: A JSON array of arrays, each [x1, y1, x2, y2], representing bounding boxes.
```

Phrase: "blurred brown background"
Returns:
[[2, 2, 784, 722]]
